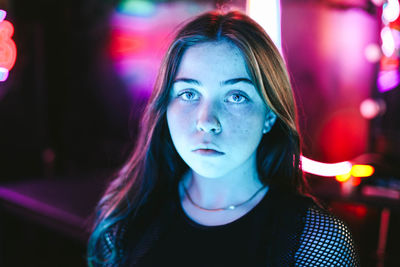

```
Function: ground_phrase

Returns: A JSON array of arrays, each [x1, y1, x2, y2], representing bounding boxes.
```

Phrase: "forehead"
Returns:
[[175, 40, 251, 81]]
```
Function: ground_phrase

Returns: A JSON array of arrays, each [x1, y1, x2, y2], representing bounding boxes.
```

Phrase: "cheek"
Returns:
[[167, 104, 193, 139], [223, 106, 266, 140]]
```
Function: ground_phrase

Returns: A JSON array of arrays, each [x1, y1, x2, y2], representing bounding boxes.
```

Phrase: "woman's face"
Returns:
[[166, 40, 274, 178]]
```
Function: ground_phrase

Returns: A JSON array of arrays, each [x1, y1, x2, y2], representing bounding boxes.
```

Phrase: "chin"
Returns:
[[189, 163, 232, 179], [179, 153, 236, 178]]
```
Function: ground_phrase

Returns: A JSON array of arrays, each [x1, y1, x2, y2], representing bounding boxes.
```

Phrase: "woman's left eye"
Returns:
[[226, 93, 248, 104]]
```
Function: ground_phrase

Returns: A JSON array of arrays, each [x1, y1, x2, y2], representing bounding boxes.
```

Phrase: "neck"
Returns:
[[181, 162, 265, 210]]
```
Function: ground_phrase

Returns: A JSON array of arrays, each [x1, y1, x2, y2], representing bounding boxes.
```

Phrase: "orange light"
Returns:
[[351, 165, 375, 177], [336, 172, 351, 182]]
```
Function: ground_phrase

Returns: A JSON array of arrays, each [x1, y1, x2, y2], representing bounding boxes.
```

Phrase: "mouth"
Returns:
[[192, 149, 225, 156]]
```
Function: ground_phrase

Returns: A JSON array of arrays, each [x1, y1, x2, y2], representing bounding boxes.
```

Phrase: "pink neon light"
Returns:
[[0, 10, 16, 74], [301, 156, 352, 177]]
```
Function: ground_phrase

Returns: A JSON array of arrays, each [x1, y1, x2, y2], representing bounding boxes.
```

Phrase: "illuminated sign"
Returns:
[[0, 10, 16, 82]]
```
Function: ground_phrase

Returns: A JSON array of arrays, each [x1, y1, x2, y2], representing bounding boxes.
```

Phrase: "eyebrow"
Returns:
[[173, 78, 254, 87]]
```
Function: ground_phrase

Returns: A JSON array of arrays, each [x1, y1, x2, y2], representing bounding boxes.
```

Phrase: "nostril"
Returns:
[[196, 102, 221, 134], [196, 118, 222, 134]]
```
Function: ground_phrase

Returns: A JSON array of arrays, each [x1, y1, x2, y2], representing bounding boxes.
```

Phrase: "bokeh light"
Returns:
[[247, 0, 281, 51], [360, 98, 386, 119], [377, 69, 400, 92], [351, 164, 375, 177], [381, 27, 395, 57], [301, 156, 352, 177], [117, 0, 156, 17], [364, 43, 381, 63], [0, 9, 6, 21], [0, 67, 8, 81], [372, 0, 385, 6], [336, 172, 352, 182], [382, 0, 400, 23]]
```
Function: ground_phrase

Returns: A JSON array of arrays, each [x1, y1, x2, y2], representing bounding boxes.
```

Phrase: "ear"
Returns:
[[262, 110, 277, 134]]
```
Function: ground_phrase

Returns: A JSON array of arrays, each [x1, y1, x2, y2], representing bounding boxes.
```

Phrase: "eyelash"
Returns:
[[177, 90, 199, 101], [176, 90, 249, 104], [226, 93, 248, 104]]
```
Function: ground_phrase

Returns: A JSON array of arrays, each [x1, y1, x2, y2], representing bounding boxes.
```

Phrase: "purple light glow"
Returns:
[[377, 69, 400, 92], [0, 187, 83, 226]]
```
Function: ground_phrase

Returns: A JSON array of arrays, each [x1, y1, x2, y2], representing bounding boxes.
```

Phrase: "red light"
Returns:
[[110, 30, 147, 59], [352, 177, 361, 186]]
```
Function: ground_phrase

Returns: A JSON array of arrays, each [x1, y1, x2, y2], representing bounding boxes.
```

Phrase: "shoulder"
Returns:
[[294, 205, 360, 267]]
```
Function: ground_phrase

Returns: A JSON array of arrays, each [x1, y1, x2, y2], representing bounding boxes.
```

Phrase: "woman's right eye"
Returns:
[[178, 91, 198, 101]]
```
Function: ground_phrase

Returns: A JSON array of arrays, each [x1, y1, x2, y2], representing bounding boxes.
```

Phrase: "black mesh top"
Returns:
[[99, 186, 360, 266]]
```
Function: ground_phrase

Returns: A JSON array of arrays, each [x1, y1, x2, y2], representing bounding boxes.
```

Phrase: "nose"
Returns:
[[196, 102, 221, 134]]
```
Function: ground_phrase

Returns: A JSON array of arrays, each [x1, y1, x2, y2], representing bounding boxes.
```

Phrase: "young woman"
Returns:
[[88, 10, 360, 266]]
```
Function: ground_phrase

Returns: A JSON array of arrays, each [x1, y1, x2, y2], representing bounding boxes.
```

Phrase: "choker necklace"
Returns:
[[182, 183, 268, 212]]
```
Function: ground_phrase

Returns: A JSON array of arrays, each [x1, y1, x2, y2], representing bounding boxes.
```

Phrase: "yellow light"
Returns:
[[336, 172, 351, 182], [351, 165, 375, 177]]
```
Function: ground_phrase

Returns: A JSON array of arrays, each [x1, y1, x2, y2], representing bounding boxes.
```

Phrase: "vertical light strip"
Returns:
[[246, 0, 282, 52]]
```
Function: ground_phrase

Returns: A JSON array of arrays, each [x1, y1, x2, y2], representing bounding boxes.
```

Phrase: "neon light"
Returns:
[[0, 67, 8, 81], [372, 0, 385, 6], [351, 164, 375, 177], [377, 69, 400, 92], [380, 56, 399, 71], [247, 0, 281, 51], [335, 164, 374, 183], [352, 177, 361, 186], [301, 156, 352, 177], [110, 31, 148, 59], [360, 98, 384, 119], [117, 0, 156, 17], [0, 10, 6, 22], [364, 43, 381, 63], [383, 0, 400, 23], [336, 172, 351, 182], [381, 27, 395, 57], [0, 10, 16, 82]]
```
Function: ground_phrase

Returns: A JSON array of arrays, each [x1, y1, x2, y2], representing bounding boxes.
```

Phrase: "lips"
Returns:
[[192, 148, 225, 156]]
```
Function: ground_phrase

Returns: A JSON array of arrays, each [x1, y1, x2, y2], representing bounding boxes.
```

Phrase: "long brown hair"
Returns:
[[87, 10, 306, 266]]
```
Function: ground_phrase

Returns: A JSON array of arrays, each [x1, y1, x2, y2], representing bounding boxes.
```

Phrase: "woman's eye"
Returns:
[[178, 91, 198, 101], [227, 93, 247, 104]]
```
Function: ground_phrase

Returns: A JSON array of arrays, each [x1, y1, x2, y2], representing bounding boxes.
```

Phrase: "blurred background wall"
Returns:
[[0, 0, 399, 266]]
